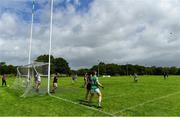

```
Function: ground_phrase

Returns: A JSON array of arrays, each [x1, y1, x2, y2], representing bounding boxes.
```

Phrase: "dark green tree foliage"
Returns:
[[177, 68, 180, 75], [35, 55, 70, 74], [169, 66, 178, 75], [35, 54, 55, 74], [82, 62, 180, 76], [35, 55, 54, 63], [0, 63, 16, 75], [70, 70, 77, 75], [2, 57, 180, 76], [106, 64, 120, 76], [54, 57, 70, 74], [7, 65, 16, 74], [77, 69, 89, 76]]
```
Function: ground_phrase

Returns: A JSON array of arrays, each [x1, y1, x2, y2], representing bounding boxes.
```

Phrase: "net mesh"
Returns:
[[11, 62, 49, 97]]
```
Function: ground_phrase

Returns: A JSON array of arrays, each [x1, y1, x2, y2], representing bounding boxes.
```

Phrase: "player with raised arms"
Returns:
[[35, 73, 41, 93]]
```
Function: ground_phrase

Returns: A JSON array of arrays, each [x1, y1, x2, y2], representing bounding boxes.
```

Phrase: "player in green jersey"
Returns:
[[89, 71, 104, 108]]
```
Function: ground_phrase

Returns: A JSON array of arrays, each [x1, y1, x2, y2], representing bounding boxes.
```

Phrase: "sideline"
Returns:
[[113, 91, 180, 115], [50, 94, 115, 116]]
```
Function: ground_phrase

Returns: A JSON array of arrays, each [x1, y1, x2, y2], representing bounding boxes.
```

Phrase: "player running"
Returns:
[[89, 71, 104, 108], [51, 73, 58, 93], [133, 73, 138, 82]]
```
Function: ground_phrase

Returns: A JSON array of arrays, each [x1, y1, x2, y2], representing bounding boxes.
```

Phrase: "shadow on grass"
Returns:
[[78, 99, 99, 108]]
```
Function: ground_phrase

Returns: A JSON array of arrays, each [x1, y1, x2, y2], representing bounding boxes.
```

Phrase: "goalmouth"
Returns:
[[13, 62, 49, 97]]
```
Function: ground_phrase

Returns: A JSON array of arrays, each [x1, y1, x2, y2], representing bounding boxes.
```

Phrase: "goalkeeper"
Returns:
[[89, 71, 104, 108], [35, 73, 41, 93]]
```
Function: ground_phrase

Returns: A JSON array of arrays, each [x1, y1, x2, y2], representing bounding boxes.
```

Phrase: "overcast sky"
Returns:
[[0, 0, 180, 69]]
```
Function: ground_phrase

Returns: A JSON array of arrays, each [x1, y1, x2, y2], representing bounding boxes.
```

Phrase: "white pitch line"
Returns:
[[49, 94, 115, 116], [114, 91, 180, 115]]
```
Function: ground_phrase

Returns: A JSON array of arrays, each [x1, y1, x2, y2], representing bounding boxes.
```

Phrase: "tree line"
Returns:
[[0, 62, 16, 75], [77, 62, 180, 76], [1, 55, 180, 76]]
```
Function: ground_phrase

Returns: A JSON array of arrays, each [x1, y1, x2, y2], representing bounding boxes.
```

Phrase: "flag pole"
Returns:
[[28, 0, 35, 80], [48, 0, 54, 94]]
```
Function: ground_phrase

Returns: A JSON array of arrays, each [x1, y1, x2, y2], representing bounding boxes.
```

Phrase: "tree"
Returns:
[[169, 66, 178, 75], [53, 57, 70, 74], [35, 55, 70, 75], [176, 68, 180, 75], [0, 62, 16, 75], [104, 64, 120, 76], [0, 64, 8, 75], [77, 69, 89, 76], [35, 55, 54, 63], [7, 65, 16, 74], [0, 62, 6, 65], [35, 54, 55, 74]]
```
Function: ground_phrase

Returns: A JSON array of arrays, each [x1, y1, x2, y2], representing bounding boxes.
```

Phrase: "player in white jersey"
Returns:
[[35, 73, 41, 92]]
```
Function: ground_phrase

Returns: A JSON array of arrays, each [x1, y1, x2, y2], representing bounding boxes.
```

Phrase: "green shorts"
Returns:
[[91, 88, 101, 94]]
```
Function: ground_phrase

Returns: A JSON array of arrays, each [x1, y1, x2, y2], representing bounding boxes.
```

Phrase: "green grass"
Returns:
[[1, 75, 180, 116]]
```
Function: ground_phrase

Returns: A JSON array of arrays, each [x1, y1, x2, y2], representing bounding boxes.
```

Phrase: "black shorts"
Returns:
[[87, 83, 91, 90]]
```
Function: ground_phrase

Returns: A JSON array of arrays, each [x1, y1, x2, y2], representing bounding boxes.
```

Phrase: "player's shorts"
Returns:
[[86, 83, 91, 90], [36, 81, 41, 85], [91, 88, 101, 94], [53, 83, 58, 88]]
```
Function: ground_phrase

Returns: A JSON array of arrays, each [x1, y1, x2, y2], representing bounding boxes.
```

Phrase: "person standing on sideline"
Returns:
[[2, 74, 7, 86]]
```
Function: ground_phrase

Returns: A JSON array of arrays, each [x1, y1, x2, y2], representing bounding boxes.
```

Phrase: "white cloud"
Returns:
[[1, 0, 180, 69]]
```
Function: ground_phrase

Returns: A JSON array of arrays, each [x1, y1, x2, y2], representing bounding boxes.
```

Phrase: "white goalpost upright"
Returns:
[[26, 0, 54, 94], [28, 0, 35, 81], [47, 0, 54, 94], [13, 0, 55, 96]]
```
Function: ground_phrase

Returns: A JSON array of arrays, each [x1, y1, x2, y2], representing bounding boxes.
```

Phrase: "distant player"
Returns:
[[35, 73, 41, 92], [83, 73, 88, 88], [51, 73, 58, 93], [89, 71, 104, 108], [2, 74, 7, 86], [163, 72, 168, 80], [71, 74, 77, 83], [133, 73, 138, 83], [85, 72, 92, 101]]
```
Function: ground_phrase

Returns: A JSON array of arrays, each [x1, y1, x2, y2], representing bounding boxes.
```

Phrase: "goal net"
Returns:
[[11, 62, 49, 97]]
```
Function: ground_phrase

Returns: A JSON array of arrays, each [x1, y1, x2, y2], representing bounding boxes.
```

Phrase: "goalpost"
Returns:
[[48, 0, 54, 94], [12, 0, 54, 97], [13, 62, 49, 97]]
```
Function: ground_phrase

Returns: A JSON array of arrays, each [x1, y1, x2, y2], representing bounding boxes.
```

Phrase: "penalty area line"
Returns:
[[113, 91, 180, 115], [49, 94, 115, 116]]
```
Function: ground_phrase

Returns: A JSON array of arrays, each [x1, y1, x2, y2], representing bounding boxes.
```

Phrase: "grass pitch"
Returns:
[[1, 75, 180, 116]]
